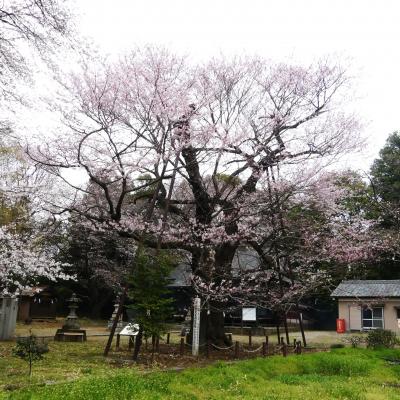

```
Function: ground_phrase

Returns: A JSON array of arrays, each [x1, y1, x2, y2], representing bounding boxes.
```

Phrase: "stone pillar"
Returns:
[[0, 297, 18, 340]]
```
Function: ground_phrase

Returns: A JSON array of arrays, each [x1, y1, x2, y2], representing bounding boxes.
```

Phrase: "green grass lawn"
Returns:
[[2, 347, 400, 399]]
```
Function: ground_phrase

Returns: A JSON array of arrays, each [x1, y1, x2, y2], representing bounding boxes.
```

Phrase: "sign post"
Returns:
[[192, 297, 201, 356]]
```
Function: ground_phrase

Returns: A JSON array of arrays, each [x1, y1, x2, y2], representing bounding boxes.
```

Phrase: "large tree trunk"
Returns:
[[206, 301, 232, 346], [189, 300, 231, 347], [189, 244, 236, 346]]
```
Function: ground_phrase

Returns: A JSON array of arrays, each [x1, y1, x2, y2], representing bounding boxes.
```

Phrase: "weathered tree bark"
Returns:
[[189, 301, 232, 347], [188, 244, 237, 346]]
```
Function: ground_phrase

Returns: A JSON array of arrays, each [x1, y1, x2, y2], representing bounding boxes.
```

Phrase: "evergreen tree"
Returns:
[[371, 132, 400, 205]]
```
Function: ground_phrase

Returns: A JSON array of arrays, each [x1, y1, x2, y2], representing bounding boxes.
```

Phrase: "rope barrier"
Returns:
[[241, 344, 263, 353], [211, 343, 235, 351]]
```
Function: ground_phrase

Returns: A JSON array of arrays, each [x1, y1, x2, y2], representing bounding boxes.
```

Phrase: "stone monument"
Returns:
[[54, 293, 87, 342]]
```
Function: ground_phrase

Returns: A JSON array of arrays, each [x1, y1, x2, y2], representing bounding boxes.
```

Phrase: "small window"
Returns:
[[373, 319, 383, 328], [373, 308, 383, 318], [362, 306, 384, 330], [363, 308, 372, 319], [396, 308, 400, 319], [363, 319, 372, 328]]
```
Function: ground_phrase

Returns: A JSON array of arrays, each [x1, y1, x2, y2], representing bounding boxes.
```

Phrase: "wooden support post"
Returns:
[[234, 341, 240, 359], [116, 334, 120, 350], [262, 342, 266, 357], [166, 332, 170, 344], [282, 342, 287, 357], [283, 313, 290, 345], [180, 337, 184, 356], [156, 336, 160, 352], [206, 340, 210, 359], [248, 329, 252, 347], [280, 336, 284, 345], [297, 341, 302, 355], [298, 308, 307, 348], [265, 335, 269, 346], [151, 334, 156, 352]]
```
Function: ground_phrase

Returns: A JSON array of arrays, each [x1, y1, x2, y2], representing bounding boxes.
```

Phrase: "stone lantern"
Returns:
[[54, 293, 86, 342], [62, 293, 81, 330]]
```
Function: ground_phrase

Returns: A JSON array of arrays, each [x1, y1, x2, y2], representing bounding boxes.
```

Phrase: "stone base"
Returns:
[[54, 329, 87, 342]]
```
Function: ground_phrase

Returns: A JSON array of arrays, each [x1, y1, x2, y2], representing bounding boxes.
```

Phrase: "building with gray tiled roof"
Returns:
[[331, 280, 400, 332]]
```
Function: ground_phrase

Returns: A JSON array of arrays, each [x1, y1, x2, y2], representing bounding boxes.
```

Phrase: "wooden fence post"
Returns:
[[248, 329, 252, 347], [180, 337, 185, 356], [280, 336, 284, 345], [116, 334, 120, 350], [296, 341, 302, 355], [234, 341, 240, 358], [156, 336, 160, 352], [151, 334, 156, 352], [206, 340, 210, 358], [265, 335, 269, 347], [282, 342, 287, 357], [262, 342, 266, 357], [166, 332, 170, 344]]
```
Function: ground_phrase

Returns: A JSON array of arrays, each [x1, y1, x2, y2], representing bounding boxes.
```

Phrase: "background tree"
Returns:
[[0, 138, 72, 295], [128, 248, 175, 361], [0, 0, 71, 99], [371, 132, 400, 205]]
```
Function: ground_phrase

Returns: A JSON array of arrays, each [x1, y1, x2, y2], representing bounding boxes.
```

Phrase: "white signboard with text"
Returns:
[[242, 307, 257, 321], [119, 323, 139, 336]]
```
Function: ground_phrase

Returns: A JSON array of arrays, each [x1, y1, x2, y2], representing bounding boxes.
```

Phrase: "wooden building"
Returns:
[[17, 286, 57, 322]]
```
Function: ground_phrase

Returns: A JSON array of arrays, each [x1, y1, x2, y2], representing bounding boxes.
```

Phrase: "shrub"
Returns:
[[342, 335, 365, 348], [330, 343, 345, 349], [12, 333, 49, 377], [298, 353, 371, 376], [366, 329, 398, 349]]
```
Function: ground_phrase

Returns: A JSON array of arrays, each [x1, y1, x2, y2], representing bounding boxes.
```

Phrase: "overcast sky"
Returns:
[[74, 0, 400, 171]]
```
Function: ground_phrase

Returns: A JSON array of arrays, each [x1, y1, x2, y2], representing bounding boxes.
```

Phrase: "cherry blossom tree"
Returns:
[[27, 48, 366, 345], [0, 225, 70, 296], [0, 136, 72, 296], [0, 0, 71, 99]]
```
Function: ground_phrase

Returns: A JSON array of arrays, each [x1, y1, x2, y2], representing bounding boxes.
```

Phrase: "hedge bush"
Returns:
[[366, 329, 398, 349]]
